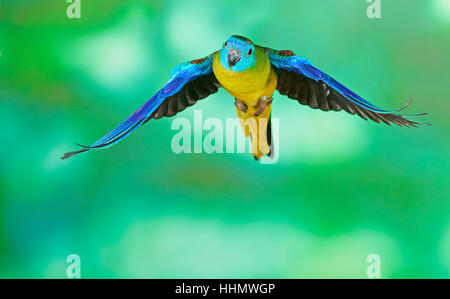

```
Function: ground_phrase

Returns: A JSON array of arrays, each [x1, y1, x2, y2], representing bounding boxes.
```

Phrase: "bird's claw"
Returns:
[[254, 96, 272, 116], [235, 98, 248, 113]]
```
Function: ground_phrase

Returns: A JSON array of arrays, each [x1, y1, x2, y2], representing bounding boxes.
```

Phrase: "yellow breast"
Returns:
[[212, 46, 277, 105]]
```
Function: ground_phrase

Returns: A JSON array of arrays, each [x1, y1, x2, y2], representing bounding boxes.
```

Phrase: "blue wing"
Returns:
[[266, 47, 428, 127], [62, 54, 219, 159]]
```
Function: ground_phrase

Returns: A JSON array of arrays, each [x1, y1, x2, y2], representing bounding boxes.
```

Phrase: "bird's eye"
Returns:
[[224, 42, 228, 47], [248, 48, 253, 55]]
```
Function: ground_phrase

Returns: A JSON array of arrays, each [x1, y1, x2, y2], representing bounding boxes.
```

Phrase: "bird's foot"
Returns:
[[235, 98, 248, 113], [254, 96, 272, 116]]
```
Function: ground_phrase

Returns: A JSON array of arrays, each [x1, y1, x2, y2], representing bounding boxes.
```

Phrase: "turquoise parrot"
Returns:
[[62, 35, 427, 160]]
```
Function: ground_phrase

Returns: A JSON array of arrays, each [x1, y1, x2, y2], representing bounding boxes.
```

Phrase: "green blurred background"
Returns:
[[0, 0, 449, 278]]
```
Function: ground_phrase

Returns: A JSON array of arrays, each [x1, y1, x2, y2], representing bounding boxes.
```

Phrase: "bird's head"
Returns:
[[219, 35, 256, 72]]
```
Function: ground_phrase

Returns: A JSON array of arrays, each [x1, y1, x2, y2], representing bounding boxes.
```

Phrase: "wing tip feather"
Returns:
[[61, 146, 90, 160]]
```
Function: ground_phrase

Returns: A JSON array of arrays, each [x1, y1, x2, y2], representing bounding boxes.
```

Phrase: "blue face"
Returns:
[[219, 36, 256, 73]]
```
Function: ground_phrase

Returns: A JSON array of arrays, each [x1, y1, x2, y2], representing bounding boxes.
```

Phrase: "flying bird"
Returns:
[[62, 35, 427, 160]]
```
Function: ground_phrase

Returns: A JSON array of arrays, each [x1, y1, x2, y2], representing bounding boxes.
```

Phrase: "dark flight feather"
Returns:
[[275, 69, 428, 127], [144, 73, 220, 123]]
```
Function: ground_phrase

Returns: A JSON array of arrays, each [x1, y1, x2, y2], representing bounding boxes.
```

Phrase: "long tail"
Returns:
[[236, 102, 272, 160]]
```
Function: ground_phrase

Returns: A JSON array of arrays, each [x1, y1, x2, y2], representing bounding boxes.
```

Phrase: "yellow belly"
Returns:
[[212, 47, 277, 159]]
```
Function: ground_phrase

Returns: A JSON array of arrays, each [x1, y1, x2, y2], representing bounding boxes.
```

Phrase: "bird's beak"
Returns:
[[228, 48, 241, 68]]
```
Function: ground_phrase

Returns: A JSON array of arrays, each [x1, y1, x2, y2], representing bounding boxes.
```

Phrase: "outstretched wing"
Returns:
[[265, 47, 428, 127], [62, 54, 220, 160], [144, 72, 219, 121]]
